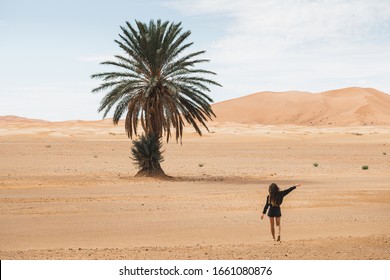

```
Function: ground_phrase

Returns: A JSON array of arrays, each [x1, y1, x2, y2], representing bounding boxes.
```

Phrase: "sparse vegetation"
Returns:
[[313, 162, 319, 167], [362, 165, 369, 170]]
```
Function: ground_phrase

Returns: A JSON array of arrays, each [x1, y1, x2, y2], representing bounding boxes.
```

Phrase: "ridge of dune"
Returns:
[[2, 87, 390, 127], [0, 115, 118, 127], [212, 87, 390, 126], [0, 115, 50, 123]]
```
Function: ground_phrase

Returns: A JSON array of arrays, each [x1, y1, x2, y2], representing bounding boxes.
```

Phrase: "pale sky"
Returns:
[[1, 0, 390, 121]]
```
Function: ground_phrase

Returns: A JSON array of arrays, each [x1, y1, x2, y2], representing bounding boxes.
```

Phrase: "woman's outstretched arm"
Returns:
[[281, 184, 301, 197]]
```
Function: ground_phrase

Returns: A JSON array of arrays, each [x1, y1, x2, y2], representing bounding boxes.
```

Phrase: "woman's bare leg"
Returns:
[[269, 217, 275, 240], [276, 217, 281, 241]]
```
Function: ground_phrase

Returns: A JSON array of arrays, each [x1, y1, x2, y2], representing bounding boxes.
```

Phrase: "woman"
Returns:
[[261, 183, 301, 241]]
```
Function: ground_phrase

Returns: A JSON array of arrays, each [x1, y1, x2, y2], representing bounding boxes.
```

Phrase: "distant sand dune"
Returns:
[[212, 87, 390, 126], [0, 115, 49, 126], [2, 87, 390, 127]]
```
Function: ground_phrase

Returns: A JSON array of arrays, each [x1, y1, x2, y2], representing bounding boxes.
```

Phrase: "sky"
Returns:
[[1, 0, 390, 121]]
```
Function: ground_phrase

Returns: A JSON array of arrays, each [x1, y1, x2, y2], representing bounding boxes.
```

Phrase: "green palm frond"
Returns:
[[91, 19, 221, 142]]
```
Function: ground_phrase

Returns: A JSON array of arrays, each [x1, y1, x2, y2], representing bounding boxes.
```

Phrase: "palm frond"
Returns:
[[91, 19, 221, 142], [131, 133, 164, 171]]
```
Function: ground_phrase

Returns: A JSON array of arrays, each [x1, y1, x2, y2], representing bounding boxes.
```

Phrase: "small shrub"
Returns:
[[131, 133, 164, 173], [362, 165, 369, 170], [199, 163, 204, 167], [313, 162, 319, 167], [383, 152, 387, 155]]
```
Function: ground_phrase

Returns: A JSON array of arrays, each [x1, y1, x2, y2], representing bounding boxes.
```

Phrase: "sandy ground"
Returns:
[[0, 120, 390, 259]]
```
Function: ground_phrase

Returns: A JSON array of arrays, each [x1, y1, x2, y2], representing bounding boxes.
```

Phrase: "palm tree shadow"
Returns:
[[170, 175, 267, 184], [120, 174, 306, 186], [120, 174, 255, 183], [169, 176, 310, 186]]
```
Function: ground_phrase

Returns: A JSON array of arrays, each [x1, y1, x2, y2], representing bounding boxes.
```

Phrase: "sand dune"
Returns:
[[0, 115, 49, 127], [0, 115, 125, 138], [0, 115, 114, 127], [212, 87, 390, 126], [2, 87, 389, 129]]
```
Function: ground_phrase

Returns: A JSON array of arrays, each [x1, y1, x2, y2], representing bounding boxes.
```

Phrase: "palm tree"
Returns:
[[91, 19, 221, 177]]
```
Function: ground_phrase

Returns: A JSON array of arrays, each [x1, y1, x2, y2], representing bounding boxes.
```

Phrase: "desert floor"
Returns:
[[0, 121, 389, 259]]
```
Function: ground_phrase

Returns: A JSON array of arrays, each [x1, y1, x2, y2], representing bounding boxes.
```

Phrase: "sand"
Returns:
[[212, 87, 390, 126], [1, 115, 389, 259]]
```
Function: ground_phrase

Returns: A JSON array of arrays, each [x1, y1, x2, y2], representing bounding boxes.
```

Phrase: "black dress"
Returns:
[[262, 186, 296, 217]]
